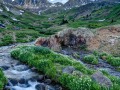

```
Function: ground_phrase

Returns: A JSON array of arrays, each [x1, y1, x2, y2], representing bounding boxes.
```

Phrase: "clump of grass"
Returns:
[[0, 69, 7, 90], [1, 35, 14, 46], [83, 54, 98, 65], [100, 52, 120, 67]]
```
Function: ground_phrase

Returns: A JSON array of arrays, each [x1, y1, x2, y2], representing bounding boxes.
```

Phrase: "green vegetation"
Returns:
[[1, 3, 120, 46], [83, 54, 98, 65], [0, 3, 63, 46], [11, 46, 120, 90], [100, 52, 120, 67], [0, 35, 14, 46], [0, 69, 7, 90], [60, 3, 120, 29]]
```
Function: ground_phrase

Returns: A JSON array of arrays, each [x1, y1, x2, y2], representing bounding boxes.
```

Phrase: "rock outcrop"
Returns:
[[35, 28, 94, 51], [88, 26, 120, 56], [35, 26, 120, 56]]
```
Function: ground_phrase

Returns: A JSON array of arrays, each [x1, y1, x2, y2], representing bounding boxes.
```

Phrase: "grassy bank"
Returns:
[[100, 52, 120, 70], [0, 69, 7, 90], [11, 46, 120, 90]]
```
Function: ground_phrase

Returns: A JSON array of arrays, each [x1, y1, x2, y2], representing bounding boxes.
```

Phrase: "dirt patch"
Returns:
[[88, 26, 120, 55]]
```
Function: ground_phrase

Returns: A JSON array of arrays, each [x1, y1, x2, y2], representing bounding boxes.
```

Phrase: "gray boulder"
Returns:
[[63, 66, 75, 74], [92, 71, 112, 87]]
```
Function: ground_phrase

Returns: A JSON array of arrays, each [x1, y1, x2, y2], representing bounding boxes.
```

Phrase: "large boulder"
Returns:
[[35, 28, 94, 51], [92, 71, 112, 87]]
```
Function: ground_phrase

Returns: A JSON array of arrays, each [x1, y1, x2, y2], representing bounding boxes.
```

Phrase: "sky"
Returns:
[[48, 0, 69, 4]]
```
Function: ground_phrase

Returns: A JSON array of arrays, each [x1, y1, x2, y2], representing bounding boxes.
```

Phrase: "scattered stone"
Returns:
[[0, 23, 5, 28], [44, 79, 52, 85], [0, 66, 10, 70], [38, 75, 44, 81], [9, 78, 18, 86], [92, 71, 112, 87], [45, 85, 55, 90], [18, 78, 27, 84], [63, 66, 75, 74], [35, 83, 46, 90], [55, 85, 62, 90], [29, 78, 36, 82]]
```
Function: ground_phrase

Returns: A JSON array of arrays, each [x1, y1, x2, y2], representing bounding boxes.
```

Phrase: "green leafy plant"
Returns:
[[99, 52, 120, 67], [0, 69, 7, 90], [83, 54, 98, 64]]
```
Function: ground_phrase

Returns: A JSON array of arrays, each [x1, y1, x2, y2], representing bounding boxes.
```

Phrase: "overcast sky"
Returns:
[[48, 0, 68, 4]]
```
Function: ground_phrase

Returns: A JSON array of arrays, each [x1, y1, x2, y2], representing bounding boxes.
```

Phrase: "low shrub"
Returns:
[[0, 69, 7, 90], [1, 35, 14, 45], [100, 52, 120, 67], [83, 54, 98, 65], [107, 57, 120, 67]]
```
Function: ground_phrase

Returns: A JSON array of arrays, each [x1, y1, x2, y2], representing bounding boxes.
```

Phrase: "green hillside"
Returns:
[[0, 3, 62, 46], [1, 2, 120, 46], [66, 3, 120, 28]]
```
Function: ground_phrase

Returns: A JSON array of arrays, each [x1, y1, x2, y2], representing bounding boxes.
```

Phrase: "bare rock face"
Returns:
[[88, 26, 120, 56], [35, 36, 61, 51], [92, 71, 112, 87], [35, 28, 94, 51]]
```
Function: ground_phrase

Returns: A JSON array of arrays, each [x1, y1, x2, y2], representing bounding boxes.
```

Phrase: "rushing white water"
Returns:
[[0, 42, 61, 90], [12, 81, 39, 90]]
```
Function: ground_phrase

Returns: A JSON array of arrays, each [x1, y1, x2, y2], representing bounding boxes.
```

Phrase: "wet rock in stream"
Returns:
[[0, 66, 10, 70]]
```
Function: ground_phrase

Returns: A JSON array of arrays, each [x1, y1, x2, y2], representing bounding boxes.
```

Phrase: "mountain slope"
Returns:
[[64, 0, 120, 8], [2, 0, 120, 14], [62, 2, 120, 28], [0, 2, 63, 46]]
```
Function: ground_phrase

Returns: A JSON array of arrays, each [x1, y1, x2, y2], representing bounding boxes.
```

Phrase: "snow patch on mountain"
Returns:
[[48, 0, 68, 4]]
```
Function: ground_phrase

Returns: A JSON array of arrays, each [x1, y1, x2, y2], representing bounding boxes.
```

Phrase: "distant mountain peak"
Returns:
[[2, 0, 120, 14]]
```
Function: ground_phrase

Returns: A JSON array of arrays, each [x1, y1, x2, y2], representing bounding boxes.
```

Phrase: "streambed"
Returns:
[[0, 42, 62, 90]]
